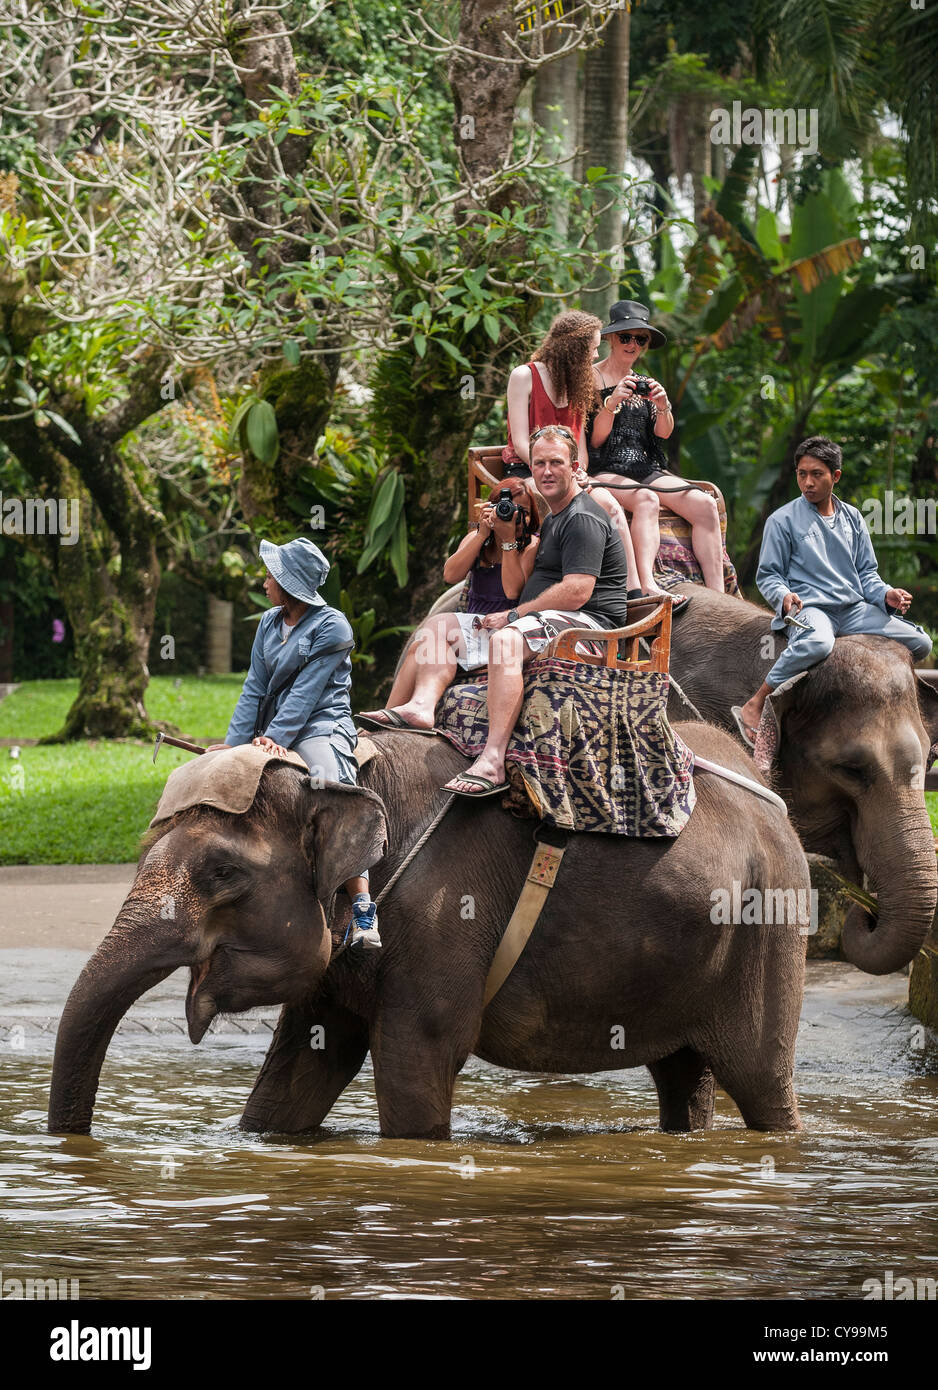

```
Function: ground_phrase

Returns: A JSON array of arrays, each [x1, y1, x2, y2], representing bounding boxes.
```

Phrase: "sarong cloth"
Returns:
[[435, 658, 696, 836], [654, 507, 740, 595]]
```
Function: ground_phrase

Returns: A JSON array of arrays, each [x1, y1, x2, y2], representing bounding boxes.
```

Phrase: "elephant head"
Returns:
[[48, 763, 388, 1134], [766, 639, 938, 975]]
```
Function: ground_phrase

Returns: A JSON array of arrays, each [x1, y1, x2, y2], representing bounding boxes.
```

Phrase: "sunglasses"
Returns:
[[614, 332, 650, 346], [530, 426, 577, 445]]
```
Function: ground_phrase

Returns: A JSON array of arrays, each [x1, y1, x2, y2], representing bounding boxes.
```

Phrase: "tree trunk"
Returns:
[[581, 11, 630, 320], [205, 595, 233, 675], [0, 407, 161, 738], [448, 1, 530, 211], [533, 44, 580, 242], [45, 468, 156, 741]]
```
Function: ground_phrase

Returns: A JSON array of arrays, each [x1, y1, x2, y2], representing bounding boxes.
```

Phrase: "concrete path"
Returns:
[[0, 864, 135, 950], [0, 863, 280, 1039]]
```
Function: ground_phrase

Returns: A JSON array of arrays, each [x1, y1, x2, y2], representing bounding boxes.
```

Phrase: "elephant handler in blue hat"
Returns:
[[207, 537, 381, 949]]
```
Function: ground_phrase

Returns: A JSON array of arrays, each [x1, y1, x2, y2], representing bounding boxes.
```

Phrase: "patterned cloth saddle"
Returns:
[[435, 658, 696, 836]]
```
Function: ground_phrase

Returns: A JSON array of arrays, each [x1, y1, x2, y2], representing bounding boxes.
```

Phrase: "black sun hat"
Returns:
[[599, 299, 667, 348]]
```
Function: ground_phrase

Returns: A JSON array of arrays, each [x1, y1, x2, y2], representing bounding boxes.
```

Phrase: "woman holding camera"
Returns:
[[356, 479, 538, 732], [500, 309, 663, 597], [587, 300, 725, 592]]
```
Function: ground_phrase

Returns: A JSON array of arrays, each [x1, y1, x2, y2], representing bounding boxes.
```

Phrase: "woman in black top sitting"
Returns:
[[357, 479, 539, 732], [586, 300, 725, 592]]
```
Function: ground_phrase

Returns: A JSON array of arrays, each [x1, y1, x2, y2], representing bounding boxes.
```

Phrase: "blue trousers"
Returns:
[[767, 601, 933, 689]]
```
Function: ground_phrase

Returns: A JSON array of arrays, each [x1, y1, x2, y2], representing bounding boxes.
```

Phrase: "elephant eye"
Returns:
[[832, 762, 870, 786]]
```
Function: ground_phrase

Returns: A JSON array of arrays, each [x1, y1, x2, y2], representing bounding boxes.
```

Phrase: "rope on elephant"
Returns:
[[589, 479, 709, 494], [668, 674, 705, 722], [373, 794, 457, 908], [692, 755, 787, 815]]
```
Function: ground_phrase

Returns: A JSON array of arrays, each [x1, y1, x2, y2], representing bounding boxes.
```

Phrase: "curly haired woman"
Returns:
[[502, 310, 670, 600]]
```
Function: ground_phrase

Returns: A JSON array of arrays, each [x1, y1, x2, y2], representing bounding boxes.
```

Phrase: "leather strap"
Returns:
[[483, 840, 566, 1007]]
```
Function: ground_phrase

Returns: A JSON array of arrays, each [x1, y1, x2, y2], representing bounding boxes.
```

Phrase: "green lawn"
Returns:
[[0, 741, 194, 863], [0, 675, 245, 863], [0, 676, 935, 864], [0, 674, 245, 742]]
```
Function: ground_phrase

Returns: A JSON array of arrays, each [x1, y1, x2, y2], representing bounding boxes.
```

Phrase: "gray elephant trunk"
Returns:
[[48, 902, 192, 1133], [842, 791, 938, 976]]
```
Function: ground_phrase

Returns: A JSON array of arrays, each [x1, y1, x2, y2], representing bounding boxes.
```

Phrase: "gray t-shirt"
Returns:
[[520, 491, 629, 629]]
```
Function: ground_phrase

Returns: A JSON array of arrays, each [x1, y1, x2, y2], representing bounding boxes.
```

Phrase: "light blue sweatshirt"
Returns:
[[756, 493, 890, 627], [225, 604, 356, 749]]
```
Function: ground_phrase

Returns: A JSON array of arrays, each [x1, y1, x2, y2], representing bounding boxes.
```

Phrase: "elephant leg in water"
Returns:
[[647, 1049, 716, 1131], [240, 996, 369, 1135], [244, 981, 484, 1140]]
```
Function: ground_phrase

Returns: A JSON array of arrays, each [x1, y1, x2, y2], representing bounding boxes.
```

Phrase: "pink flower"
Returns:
[[52, 619, 65, 643]]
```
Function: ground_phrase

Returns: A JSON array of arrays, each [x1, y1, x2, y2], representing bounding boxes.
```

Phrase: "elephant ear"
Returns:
[[914, 674, 938, 770], [757, 671, 810, 775], [302, 782, 388, 919]]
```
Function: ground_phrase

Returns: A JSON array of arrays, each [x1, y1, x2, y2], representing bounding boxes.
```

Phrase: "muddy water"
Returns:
[[1, 959, 936, 1300]]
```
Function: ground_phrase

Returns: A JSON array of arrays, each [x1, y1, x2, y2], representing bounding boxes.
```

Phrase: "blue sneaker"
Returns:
[[347, 899, 381, 950]]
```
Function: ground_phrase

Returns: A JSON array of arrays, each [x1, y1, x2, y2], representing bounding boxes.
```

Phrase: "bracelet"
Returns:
[[501, 541, 518, 551], [604, 400, 622, 415]]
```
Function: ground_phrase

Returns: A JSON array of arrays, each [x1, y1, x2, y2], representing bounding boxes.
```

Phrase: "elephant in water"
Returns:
[[665, 588, 938, 976], [49, 723, 810, 1139]]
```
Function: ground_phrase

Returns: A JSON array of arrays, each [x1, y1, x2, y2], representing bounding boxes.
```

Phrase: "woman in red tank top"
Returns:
[[502, 311, 597, 476], [500, 311, 673, 600]]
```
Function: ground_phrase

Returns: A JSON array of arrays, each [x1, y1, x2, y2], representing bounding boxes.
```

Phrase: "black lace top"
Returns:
[[586, 388, 665, 481]]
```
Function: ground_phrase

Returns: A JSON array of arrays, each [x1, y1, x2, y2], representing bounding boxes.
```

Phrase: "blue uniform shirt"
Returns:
[[756, 494, 890, 627], [225, 604, 356, 749]]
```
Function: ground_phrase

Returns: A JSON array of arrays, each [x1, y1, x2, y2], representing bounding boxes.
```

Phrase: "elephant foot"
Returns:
[[648, 1047, 716, 1132], [370, 1007, 475, 1141]]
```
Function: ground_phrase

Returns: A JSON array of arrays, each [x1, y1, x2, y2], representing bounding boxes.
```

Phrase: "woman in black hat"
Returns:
[[586, 301, 725, 592]]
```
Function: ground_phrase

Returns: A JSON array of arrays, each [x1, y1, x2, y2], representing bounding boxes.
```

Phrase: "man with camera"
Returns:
[[440, 424, 632, 798]]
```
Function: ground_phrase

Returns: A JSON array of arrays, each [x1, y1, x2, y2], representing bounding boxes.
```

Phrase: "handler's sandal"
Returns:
[[348, 900, 382, 950]]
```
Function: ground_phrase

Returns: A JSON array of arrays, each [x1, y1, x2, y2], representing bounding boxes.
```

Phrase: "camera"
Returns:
[[493, 488, 520, 522], [631, 376, 652, 395]]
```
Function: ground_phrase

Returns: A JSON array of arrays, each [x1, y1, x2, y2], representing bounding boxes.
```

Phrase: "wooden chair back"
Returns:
[[540, 596, 672, 675]]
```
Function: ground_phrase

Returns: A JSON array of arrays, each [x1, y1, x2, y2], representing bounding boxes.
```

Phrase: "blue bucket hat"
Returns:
[[259, 537, 329, 607]]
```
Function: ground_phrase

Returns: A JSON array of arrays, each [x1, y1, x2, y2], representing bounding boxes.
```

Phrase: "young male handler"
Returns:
[[734, 436, 932, 746]]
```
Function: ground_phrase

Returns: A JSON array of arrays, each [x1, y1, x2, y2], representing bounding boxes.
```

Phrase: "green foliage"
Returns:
[[0, 674, 244, 742]]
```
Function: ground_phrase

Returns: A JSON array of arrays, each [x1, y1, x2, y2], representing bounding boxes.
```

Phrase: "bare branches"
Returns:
[[402, 0, 615, 69], [0, 1, 659, 382]]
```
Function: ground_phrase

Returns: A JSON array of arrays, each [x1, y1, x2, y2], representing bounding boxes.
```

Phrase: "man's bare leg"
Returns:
[[360, 613, 461, 730], [444, 626, 527, 792], [737, 681, 772, 746]]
